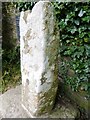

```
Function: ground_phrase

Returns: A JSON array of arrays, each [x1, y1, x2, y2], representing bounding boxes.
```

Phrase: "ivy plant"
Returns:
[[14, 2, 36, 11], [53, 2, 90, 91]]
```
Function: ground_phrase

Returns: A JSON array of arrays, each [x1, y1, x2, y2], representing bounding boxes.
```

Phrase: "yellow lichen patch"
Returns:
[[25, 29, 31, 40], [23, 10, 30, 23]]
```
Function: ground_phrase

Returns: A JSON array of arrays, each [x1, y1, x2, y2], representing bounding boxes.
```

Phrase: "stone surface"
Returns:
[[0, 86, 29, 118], [0, 85, 78, 119], [0, 111, 3, 120], [59, 81, 89, 113], [20, 1, 59, 117]]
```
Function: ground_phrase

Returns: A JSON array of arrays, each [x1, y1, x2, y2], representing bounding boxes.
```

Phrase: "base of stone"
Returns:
[[0, 85, 79, 119], [22, 103, 35, 118]]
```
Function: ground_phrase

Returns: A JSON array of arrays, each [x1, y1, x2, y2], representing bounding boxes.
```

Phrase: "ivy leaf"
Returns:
[[71, 27, 77, 34], [78, 9, 85, 17], [85, 85, 88, 91], [64, 50, 72, 56], [82, 16, 90, 23], [74, 20, 80, 25], [66, 40, 70, 43], [88, 27, 90, 30], [79, 33, 85, 38], [84, 38, 89, 43], [85, 45, 90, 56]]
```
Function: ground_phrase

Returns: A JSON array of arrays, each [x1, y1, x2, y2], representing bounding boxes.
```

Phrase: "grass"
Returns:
[[1, 45, 21, 93], [1, 63, 21, 93]]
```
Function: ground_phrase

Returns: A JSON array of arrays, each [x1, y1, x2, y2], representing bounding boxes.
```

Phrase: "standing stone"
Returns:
[[20, 1, 59, 117]]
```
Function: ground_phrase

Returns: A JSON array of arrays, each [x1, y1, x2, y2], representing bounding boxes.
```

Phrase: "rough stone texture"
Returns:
[[49, 104, 78, 118], [0, 112, 3, 120], [59, 81, 89, 114], [0, 86, 29, 118], [20, 1, 59, 117], [0, 85, 79, 119]]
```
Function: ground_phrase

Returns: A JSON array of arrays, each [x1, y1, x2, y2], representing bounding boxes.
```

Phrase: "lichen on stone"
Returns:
[[23, 10, 30, 23]]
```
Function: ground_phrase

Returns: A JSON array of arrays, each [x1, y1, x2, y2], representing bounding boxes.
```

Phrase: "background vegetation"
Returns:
[[54, 2, 90, 92], [2, 3, 21, 93]]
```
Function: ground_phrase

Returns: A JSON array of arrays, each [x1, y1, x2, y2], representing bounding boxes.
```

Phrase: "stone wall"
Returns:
[[20, 1, 59, 117]]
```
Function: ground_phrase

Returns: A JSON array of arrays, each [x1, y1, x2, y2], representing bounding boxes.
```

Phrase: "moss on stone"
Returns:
[[40, 72, 47, 85]]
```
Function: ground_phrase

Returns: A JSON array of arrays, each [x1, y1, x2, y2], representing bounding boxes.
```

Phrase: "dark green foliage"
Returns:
[[14, 2, 36, 11], [53, 2, 90, 91], [2, 45, 21, 93], [2, 2, 21, 92], [2, 45, 20, 66], [2, 2, 17, 51]]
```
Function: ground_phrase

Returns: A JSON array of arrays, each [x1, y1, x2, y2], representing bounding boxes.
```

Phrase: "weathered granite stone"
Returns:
[[0, 85, 79, 119], [20, 1, 59, 117], [0, 86, 29, 118]]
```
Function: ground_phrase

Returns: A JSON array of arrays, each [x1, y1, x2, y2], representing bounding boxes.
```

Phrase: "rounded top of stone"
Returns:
[[39, 0, 50, 2], [36, 0, 51, 5]]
